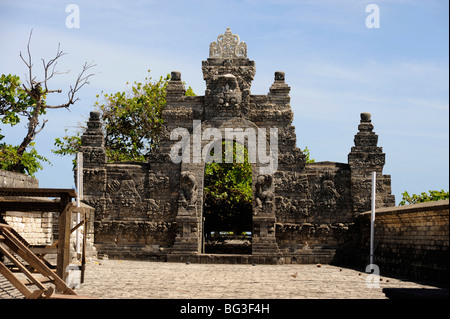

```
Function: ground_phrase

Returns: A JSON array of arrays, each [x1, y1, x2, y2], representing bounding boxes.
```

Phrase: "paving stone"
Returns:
[[73, 260, 440, 299]]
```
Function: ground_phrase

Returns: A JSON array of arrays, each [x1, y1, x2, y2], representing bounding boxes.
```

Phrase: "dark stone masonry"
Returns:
[[80, 28, 396, 263]]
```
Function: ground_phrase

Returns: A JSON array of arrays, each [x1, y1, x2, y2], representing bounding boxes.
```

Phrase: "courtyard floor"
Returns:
[[71, 259, 441, 299]]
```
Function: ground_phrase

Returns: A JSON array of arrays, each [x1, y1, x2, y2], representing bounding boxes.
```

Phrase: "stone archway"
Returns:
[[80, 28, 396, 263], [170, 117, 280, 257], [202, 139, 253, 254]]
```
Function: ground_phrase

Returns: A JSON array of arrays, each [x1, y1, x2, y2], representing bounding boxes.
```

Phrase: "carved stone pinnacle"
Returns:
[[209, 27, 247, 59]]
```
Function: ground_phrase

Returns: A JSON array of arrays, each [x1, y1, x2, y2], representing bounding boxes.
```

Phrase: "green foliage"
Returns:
[[53, 70, 196, 163], [0, 74, 37, 139], [52, 129, 82, 167], [0, 142, 50, 177], [204, 141, 253, 235], [185, 86, 196, 97], [302, 146, 315, 164], [0, 74, 37, 123], [95, 70, 169, 162], [0, 74, 49, 176], [399, 189, 449, 205]]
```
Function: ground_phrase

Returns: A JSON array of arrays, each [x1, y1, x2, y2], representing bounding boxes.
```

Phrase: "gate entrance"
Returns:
[[80, 28, 396, 263], [202, 141, 252, 254]]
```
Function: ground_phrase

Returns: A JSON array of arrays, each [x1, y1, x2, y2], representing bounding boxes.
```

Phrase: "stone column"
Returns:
[[80, 111, 107, 254], [348, 113, 395, 214], [252, 173, 280, 255], [171, 166, 203, 255]]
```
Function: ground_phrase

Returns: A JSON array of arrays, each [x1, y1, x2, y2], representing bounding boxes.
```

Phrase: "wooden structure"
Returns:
[[0, 187, 94, 299]]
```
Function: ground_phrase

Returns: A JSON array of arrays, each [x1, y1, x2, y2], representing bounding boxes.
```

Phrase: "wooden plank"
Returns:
[[3, 224, 32, 248], [0, 242, 48, 291], [56, 200, 72, 284], [72, 203, 95, 213], [30, 246, 58, 255], [27, 289, 46, 299], [21, 275, 53, 286], [1, 227, 76, 295], [43, 213, 85, 252], [0, 260, 32, 298], [49, 293, 96, 299], [0, 187, 77, 198], [27, 287, 54, 299], [0, 201, 61, 212], [71, 218, 86, 233]]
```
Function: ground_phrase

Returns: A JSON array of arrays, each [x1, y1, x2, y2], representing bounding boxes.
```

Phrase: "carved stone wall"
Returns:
[[348, 112, 396, 214], [81, 28, 395, 263]]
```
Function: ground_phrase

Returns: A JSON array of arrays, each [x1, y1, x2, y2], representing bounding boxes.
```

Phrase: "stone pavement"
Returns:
[[72, 259, 441, 299]]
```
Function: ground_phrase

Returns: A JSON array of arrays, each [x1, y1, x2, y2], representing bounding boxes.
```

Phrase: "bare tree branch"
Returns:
[[19, 29, 35, 88], [45, 61, 96, 109], [13, 30, 96, 163], [41, 43, 68, 92], [33, 118, 48, 137]]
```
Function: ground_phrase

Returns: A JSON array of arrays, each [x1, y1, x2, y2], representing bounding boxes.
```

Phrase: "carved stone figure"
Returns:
[[322, 180, 340, 208], [255, 174, 274, 211], [212, 74, 241, 107], [179, 171, 198, 208]]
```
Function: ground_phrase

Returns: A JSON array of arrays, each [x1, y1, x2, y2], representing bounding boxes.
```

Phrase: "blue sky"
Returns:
[[0, 0, 448, 204]]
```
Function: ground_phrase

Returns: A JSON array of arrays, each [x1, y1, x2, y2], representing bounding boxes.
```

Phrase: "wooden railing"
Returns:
[[0, 187, 94, 299]]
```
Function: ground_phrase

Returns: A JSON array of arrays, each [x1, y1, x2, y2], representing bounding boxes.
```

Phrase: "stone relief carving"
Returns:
[[83, 168, 106, 192], [312, 172, 341, 211], [275, 171, 308, 193], [107, 176, 141, 208], [178, 171, 198, 209], [321, 180, 340, 208], [255, 174, 274, 214], [277, 149, 306, 167], [105, 170, 174, 220], [209, 28, 247, 59], [277, 222, 353, 244], [83, 148, 106, 166], [203, 30, 255, 116], [145, 198, 171, 220], [202, 63, 255, 114], [148, 172, 170, 191], [276, 196, 308, 218], [212, 74, 241, 107]]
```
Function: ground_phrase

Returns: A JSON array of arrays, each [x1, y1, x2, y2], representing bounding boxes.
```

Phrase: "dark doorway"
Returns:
[[203, 141, 252, 254]]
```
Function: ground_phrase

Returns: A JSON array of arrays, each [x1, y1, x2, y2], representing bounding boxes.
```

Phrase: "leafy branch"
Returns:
[[399, 189, 449, 205], [0, 30, 95, 175]]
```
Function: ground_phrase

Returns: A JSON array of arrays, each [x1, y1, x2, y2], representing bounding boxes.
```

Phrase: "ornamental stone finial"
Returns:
[[360, 112, 371, 122], [209, 28, 247, 59]]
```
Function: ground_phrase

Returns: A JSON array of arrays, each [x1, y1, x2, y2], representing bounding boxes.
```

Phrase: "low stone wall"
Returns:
[[0, 169, 38, 188], [359, 200, 449, 284]]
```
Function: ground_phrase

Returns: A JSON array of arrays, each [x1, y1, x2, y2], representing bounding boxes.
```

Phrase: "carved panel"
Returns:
[[209, 28, 247, 58]]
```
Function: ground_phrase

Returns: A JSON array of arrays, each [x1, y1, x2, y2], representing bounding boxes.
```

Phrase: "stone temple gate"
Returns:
[[80, 28, 395, 263]]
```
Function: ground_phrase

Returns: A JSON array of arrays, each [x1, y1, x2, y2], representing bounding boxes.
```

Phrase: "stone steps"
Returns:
[[167, 253, 281, 264]]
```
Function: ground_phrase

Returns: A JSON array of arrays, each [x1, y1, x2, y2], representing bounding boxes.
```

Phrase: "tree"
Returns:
[[53, 70, 195, 162], [97, 71, 168, 162], [203, 141, 253, 237], [399, 189, 449, 205], [0, 30, 95, 175]]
